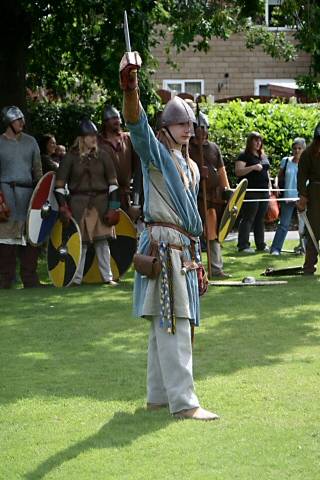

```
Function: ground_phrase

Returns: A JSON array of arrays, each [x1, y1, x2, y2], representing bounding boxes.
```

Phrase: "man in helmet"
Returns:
[[98, 105, 142, 222], [189, 110, 231, 278], [0, 106, 43, 288], [55, 118, 120, 285], [119, 51, 219, 421], [297, 122, 320, 274]]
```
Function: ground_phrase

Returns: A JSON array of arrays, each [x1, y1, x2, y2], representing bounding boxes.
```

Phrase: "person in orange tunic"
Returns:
[[189, 111, 231, 278]]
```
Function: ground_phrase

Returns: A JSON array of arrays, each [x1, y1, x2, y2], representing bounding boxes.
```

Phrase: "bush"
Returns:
[[205, 100, 320, 184], [27, 100, 106, 148], [27, 98, 320, 182]]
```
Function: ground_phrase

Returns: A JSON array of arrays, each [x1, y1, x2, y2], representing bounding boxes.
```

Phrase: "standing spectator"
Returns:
[[270, 137, 306, 255], [235, 132, 271, 253], [297, 123, 320, 275], [120, 51, 219, 420], [39, 133, 59, 173], [189, 111, 231, 278], [54, 119, 120, 285], [0, 106, 43, 288], [98, 105, 142, 222]]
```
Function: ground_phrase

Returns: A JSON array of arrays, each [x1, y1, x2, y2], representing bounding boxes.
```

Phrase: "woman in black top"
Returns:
[[235, 132, 271, 253]]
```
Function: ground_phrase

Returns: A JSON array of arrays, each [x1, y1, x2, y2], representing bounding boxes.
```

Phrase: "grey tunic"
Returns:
[[140, 165, 193, 319], [0, 133, 42, 240]]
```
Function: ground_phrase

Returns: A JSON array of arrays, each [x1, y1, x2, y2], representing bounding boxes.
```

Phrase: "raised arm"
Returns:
[[119, 51, 142, 124]]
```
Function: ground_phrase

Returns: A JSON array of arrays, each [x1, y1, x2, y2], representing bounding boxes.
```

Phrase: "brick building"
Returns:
[[152, 1, 311, 102]]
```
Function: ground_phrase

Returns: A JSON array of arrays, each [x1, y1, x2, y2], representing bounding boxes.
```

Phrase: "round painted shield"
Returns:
[[47, 218, 82, 287], [82, 209, 137, 283], [218, 178, 248, 243], [27, 171, 59, 246]]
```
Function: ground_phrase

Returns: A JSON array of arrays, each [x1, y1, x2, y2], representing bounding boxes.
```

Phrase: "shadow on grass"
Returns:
[[24, 408, 171, 480], [0, 252, 318, 405], [0, 282, 148, 405], [195, 274, 319, 377]]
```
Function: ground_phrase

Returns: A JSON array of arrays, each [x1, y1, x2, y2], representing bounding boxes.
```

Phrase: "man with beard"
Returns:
[[0, 106, 43, 288], [98, 105, 142, 222]]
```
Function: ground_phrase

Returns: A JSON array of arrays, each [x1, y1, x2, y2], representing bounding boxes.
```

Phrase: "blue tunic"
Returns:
[[127, 109, 203, 326]]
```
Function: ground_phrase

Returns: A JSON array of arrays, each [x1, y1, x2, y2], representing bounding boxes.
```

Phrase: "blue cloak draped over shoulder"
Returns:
[[127, 109, 203, 326]]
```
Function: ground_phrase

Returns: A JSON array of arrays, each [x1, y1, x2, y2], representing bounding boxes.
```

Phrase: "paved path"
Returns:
[[226, 230, 299, 243]]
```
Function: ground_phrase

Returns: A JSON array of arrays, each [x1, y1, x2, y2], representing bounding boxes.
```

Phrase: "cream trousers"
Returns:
[[147, 317, 200, 414]]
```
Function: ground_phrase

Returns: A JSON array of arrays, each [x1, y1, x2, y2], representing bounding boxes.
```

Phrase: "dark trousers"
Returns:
[[0, 243, 40, 288], [237, 199, 269, 251], [303, 236, 318, 274]]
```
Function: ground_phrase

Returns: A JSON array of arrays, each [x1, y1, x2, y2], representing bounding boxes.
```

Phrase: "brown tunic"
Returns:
[[189, 139, 228, 239], [297, 147, 320, 239], [98, 132, 140, 211], [56, 149, 118, 242]]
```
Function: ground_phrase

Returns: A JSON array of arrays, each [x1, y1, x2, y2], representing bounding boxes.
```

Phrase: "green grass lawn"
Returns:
[[1, 240, 319, 480]]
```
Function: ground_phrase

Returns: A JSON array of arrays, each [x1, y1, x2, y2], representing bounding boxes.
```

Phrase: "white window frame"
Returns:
[[264, 0, 294, 31], [254, 78, 296, 96], [163, 79, 204, 95]]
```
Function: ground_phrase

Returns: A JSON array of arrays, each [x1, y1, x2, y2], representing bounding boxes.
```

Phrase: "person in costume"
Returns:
[[120, 51, 219, 421], [270, 137, 306, 256], [55, 119, 120, 285], [189, 111, 231, 278], [39, 133, 59, 174], [297, 123, 320, 274], [235, 131, 271, 253], [0, 106, 43, 288], [98, 105, 142, 222]]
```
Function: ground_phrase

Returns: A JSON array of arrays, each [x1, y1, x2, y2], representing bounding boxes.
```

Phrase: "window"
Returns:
[[265, 0, 291, 29], [163, 79, 204, 96], [254, 79, 297, 96]]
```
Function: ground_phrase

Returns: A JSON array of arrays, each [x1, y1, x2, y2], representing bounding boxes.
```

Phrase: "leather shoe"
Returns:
[[173, 407, 220, 421], [104, 280, 118, 286], [211, 271, 232, 279]]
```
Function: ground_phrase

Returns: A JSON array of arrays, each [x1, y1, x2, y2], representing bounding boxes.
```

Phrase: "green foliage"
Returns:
[[27, 100, 105, 147], [245, 26, 296, 61], [205, 100, 320, 183], [296, 75, 320, 102]]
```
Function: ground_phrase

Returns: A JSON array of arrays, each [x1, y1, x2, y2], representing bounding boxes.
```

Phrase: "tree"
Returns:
[[245, 0, 320, 100], [0, 1, 316, 111]]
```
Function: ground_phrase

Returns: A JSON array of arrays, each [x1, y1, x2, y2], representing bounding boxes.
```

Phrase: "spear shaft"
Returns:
[[196, 102, 212, 278]]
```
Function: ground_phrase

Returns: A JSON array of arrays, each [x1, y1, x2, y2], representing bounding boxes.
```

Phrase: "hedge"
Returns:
[[205, 99, 320, 183], [26, 98, 320, 184]]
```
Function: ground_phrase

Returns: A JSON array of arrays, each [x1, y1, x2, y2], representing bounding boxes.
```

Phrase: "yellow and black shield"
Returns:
[[218, 178, 248, 243], [82, 209, 137, 283], [47, 218, 82, 287]]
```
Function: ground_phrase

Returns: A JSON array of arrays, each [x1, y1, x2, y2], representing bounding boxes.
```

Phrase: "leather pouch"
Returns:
[[197, 263, 208, 296], [133, 253, 161, 279]]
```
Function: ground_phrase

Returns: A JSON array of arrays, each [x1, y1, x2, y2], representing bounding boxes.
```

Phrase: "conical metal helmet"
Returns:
[[196, 111, 209, 129], [1, 106, 24, 127], [79, 119, 98, 136], [160, 97, 196, 128], [103, 105, 121, 122]]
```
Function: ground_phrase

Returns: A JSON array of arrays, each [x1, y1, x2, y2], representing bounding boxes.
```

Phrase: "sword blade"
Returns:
[[124, 11, 132, 52], [300, 211, 320, 254]]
